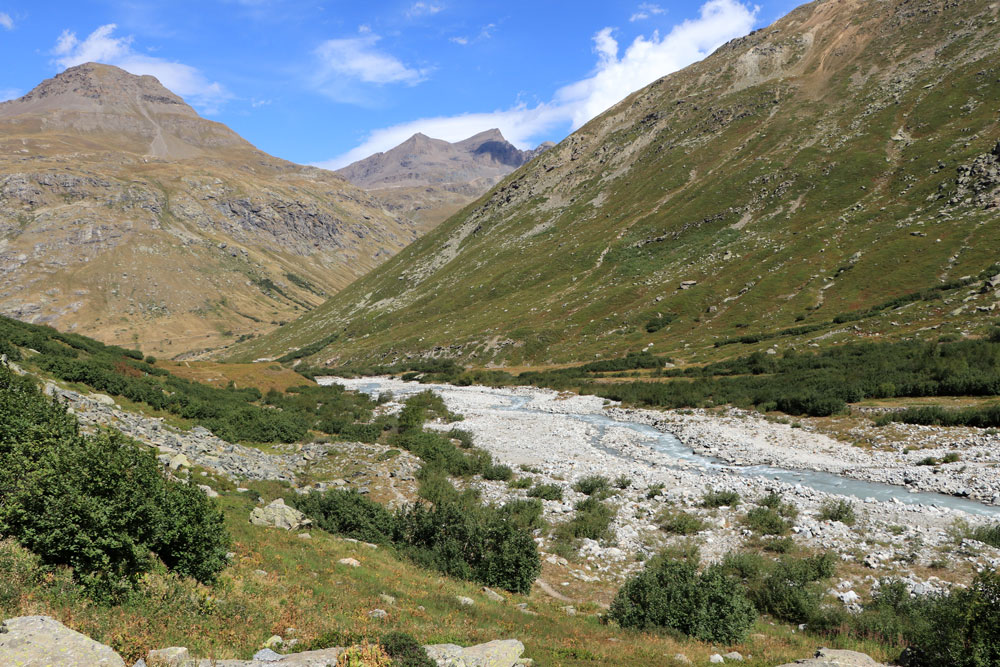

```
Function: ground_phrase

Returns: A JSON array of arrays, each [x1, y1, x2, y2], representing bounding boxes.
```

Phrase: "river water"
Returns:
[[320, 377, 1000, 519]]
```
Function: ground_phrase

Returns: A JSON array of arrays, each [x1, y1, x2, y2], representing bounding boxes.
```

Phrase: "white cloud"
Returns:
[[0, 87, 21, 101], [313, 32, 427, 104], [407, 2, 443, 17], [51, 24, 230, 113], [318, 0, 757, 169], [630, 3, 666, 22], [450, 36, 468, 45], [0, 12, 13, 30]]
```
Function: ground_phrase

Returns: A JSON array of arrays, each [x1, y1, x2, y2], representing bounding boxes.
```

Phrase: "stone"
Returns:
[[147, 646, 193, 667], [710, 655, 725, 664], [252, 648, 283, 662], [456, 595, 475, 606], [482, 586, 505, 602], [249, 498, 310, 530], [724, 652, 744, 662], [297, 532, 311, 539], [338, 557, 361, 567], [197, 484, 219, 498], [263, 635, 283, 649], [0, 616, 126, 666], [368, 608, 388, 619], [424, 639, 525, 667], [775, 648, 888, 666], [169, 453, 190, 470], [673, 655, 691, 665], [561, 605, 576, 616]]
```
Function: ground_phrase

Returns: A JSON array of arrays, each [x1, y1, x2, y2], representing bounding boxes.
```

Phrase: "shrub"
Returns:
[[614, 474, 632, 489], [395, 496, 540, 594], [856, 570, 1000, 667], [555, 497, 615, 542], [527, 483, 563, 501], [482, 463, 514, 482], [646, 483, 665, 499], [293, 489, 397, 545], [764, 537, 796, 553], [0, 367, 229, 600], [0, 538, 40, 609], [572, 475, 611, 496], [818, 499, 856, 526], [609, 554, 756, 643], [702, 490, 740, 508], [508, 477, 532, 489], [971, 524, 1000, 548], [658, 509, 705, 535], [379, 632, 434, 667], [498, 499, 546, 532], [743, 507, 792, 535]]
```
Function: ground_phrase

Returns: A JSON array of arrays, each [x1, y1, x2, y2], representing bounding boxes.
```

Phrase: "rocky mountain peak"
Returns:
[[0, 62, 247, 160]]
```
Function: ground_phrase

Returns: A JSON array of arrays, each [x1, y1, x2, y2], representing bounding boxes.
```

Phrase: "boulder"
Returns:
[[148, 647, 193, 667], [424, 639, 525, 667], [249, 498, 310, 530], [776, 648, 888, 666], [0, 616, 126, 666]]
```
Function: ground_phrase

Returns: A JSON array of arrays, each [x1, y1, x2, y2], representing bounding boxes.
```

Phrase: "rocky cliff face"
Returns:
[[235, 0, 1000, 367], [0, 63, 417, 357], [337, 129, 553, 231]]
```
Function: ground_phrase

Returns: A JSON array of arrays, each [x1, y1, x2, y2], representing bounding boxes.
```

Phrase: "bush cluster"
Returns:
[[294, 487, 540, 594], [609, 553, 756, 643], [0, 366, 229, 600]]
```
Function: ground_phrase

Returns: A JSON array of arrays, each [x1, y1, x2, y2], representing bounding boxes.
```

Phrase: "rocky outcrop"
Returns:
[[776, 648, 888, 666], [950, 141, 1000, 209], [0, 616, 126, 666]]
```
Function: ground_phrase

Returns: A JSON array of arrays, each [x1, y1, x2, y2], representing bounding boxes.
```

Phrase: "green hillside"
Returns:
[[232, 0, 1000, 368]]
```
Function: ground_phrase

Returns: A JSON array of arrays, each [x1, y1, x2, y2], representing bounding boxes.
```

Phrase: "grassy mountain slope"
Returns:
[[0, 63, 417, 359], [233, 0, 1000, 368]]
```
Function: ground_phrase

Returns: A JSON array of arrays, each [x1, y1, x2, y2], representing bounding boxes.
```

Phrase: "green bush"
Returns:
[[527, 483, 563, 501], [483, 463, 514, 481], [0, 367, 229, 600], [971, 524, 1000, 548], [0, 538, 40, 609], [614, 474, 632, 489], [817, 499, 856, 526], [379, 632, 434, 667], [854, 570, 1000, 667], [555, 497, 615, 542], [646, 483, 665, 499], [743, 507, 792, 535], [658, 509, 705, 535], [498, 499, 546, 532], [702, 490, 740, 508], [609, 554, 756, 643], [293, 489, 397, 545], [508, 477, 533, 489], [572, 475, 611, 496]]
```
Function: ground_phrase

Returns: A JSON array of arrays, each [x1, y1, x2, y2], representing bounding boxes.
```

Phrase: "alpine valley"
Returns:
[[235, 0, 1000, 369]]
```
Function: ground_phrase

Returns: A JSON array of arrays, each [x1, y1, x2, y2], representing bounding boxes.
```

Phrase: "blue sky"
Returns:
[[0, 0, 802, 168]]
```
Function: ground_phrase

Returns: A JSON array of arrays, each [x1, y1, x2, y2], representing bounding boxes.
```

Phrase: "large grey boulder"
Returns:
[[776, 648, 888, 666], [425, 639, 525, 667], [249, 498, 311, 530], [0, 616, 126, 666]]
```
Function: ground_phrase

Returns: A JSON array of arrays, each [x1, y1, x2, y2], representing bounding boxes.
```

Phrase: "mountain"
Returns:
[[337, 129, 553, 230], [0, 63, 418, 358], [232, 0, 1000, 368]]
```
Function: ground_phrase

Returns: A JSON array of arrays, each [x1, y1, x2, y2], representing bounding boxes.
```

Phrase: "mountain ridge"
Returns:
[[0, 63, 417, 358]]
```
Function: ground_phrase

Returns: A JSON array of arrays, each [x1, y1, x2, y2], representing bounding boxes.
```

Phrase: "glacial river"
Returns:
[[319, 377, 1000, 519]]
